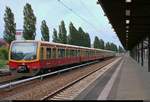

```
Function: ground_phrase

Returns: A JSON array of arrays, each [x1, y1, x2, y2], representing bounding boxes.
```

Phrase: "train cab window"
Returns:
[[46, 48, 51, 59], [52, 48, 56, 59], [58, 48, 65, 58], [40, 47, 44, 60]]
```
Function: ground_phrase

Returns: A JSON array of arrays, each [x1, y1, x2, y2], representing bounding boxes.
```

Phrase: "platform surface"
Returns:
[[75, 54, 150, 100]]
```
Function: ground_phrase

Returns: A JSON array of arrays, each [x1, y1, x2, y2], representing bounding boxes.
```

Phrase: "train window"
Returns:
[[70, 50, 75, 56], [58, 48, 65, 58], [70, 50, 73, 56], [40, 47, 44, 60], [81, 50, 84, 56], [79, 50, 81, 56], [52, 48, 56, 59], [84, 50, 86, 56], [77, 50, 80, 56], [90, 51, 92, 56], [46, 48, 51, 59], [74, 50, 77, 56], [66, 49, 70, 57], [86, 51, 89, 56]]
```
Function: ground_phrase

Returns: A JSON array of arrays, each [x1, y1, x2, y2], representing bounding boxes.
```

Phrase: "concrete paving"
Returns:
[[75, 54, 150, 100], [108, 55, 148, 100]]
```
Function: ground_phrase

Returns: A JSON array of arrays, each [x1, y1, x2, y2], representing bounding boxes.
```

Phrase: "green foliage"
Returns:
[[94, 36, 100, 49], [68, 22, 78, 45], [105, 42, 111, 50], [99, 39, 104, 49], [110, 43, 118, 52], [105, 42, 118, 52], [85, 33, 91, 47], [58, 20, 67, 44], [41, 20, 49, 41], [52, 21, 91, 48], [3, 6, 16, 44], [118, 46, 124, 53], [23, 3, 36, 40], [0, 60, 7, 68], [94, 36, 105, 49], [78, 27, 85, 47], [52, 28, 59, 43], [0, 47, 8, 60]]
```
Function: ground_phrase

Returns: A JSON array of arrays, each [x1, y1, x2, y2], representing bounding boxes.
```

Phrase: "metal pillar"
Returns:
[[136, 46, 138, 61], [137, 44, 140, 63], [148, 37, 150, 72], [141, 40, 144, 66], [133, 47, 136, 60]]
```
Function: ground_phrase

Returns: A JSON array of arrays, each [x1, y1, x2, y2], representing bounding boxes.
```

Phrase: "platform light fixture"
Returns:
[[126, 26, 129, 29], [125, 0, 132, 3], [126, 20, 130, 24], [126, 10, 130, 16], [126, 32, 128, 37], [126, 30, 129, 33]]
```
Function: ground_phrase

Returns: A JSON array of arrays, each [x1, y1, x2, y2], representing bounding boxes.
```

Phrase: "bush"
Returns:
[[0, 47, 8, 60]]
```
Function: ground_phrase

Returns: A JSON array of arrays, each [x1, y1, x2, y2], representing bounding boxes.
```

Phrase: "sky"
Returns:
[[0, 0, 123, 47]]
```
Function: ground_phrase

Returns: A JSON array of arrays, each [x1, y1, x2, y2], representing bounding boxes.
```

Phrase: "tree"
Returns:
[[118, 46, 124, 53], [3, 7, 16, 45], [23, 3, 36, 40], [58, 25, 62, 43], [68, 22, 78, 45], [41, 20, 49, 41], [78, 27, 85, 46], [105, 42, 111, 50], [110, 43, 118, 51], [52, 28, 59, 43], [94, 36, 100, 48], [58, 20, 67, 44], [85, 33, 91, 47], [99, 39, 104, 49]]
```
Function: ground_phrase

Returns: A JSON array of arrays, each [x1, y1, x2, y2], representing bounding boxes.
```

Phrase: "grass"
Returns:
[[0, 60, 7, 68]]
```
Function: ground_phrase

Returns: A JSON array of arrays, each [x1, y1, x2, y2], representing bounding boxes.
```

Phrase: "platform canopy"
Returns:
[[97, 0, 150, 50]]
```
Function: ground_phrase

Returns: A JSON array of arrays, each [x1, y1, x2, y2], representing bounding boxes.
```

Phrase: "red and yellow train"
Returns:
[[8, 40, 115, 76]]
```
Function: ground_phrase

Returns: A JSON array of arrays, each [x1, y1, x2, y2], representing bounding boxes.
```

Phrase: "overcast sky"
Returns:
[[0, 0, 123, 47]]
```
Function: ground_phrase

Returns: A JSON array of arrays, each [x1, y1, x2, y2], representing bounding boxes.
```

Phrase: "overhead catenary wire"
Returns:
[[57, 0, 102, 34], [57, 0, 121, 46], [79, 0, 109, 31], [79, 0, 119, 41], [79, 0, 101, 24]]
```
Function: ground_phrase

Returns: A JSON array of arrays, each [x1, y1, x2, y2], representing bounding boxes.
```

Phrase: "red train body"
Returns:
[[8, 40, 115, 76]]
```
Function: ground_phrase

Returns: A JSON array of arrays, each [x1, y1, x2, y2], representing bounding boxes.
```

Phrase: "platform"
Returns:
[[74, 54, 150, 100]]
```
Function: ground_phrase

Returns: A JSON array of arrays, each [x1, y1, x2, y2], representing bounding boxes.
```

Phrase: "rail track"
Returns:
[[0, 57, 120, 100], [41, 57, 121, 100], [0, 71, 11, 77], [0, 60, 99, 90]]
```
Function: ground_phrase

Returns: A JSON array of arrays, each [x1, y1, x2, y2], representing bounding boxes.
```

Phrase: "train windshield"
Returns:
[[10, 42, 38, 60]]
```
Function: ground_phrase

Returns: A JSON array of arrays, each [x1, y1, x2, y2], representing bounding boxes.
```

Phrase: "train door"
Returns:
[[52, 47, 57, 59]]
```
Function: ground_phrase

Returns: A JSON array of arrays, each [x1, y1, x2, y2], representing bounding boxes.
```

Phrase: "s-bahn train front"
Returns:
[[9, 40, 40, 77]]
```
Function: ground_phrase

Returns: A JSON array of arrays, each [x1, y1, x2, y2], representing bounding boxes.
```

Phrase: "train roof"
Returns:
[[11, 40, 115, 53]]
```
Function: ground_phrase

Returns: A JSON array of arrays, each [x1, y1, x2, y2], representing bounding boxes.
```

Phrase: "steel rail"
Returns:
[[41, 58, 119, 100], [0, 61, 98, 90]]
